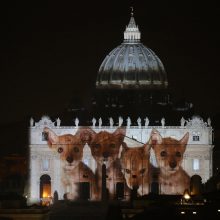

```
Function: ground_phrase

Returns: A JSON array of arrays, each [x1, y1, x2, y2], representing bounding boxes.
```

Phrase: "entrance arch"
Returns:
[[40, 174, 51, 199]]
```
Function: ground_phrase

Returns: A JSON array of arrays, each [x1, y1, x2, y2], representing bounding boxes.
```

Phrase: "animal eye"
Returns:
[[140, 168, 146, 174], [109, 143, 116, 148], [176, 152, 181, 157], [58, 147, 63, 153], [160, 151, 167, 157], [74, 147, 79, 153], [125, 169, 131, 174], [93, 144, 100, 149]]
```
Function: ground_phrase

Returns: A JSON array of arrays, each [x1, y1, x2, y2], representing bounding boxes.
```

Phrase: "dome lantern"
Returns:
[[124, 8, 141, 43]]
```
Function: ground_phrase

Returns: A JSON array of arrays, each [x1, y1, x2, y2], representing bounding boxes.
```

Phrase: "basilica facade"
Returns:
[[28, 115, 213, 204], [27, 13, 214, 204]]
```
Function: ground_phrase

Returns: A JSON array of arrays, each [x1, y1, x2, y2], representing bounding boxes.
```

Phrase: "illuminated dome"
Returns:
[[96, 13, 168, 90]]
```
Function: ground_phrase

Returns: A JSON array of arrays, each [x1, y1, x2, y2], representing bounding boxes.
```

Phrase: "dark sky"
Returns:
[[0, 0, 220, 127]]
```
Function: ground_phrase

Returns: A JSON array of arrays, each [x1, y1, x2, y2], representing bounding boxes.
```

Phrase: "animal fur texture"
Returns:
[[43, 127, 97, 200], [149, 129, 190, 195], [83, 127, 129, 200], [119, 142, 153, 196]]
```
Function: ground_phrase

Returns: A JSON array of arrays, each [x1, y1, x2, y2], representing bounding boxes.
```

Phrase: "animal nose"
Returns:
[[103, 152, 109, 158], [170, 161, 177, 169], [66, 156, 73, 163], [132, 185, 139, 190], [132, 175, 137, 178]]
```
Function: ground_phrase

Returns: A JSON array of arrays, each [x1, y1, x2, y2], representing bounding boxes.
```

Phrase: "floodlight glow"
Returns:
[[183, 190, 191, 201], [43, 192, 48, 198], [184, 194, 190, 200]]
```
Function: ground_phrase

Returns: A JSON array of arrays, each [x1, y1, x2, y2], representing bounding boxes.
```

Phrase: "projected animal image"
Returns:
[[83, 127, 129, 200], [43, 127, 190, 200], [43, 127, 97, 200], [149, 129, 190, 194], [119, 142, 153, 196]]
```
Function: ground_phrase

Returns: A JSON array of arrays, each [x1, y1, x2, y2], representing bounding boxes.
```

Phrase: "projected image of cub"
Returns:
[[119, 142, 152, 196], [43, 127, 97, 200], [149, 129, 190, 194], [84, 127, 128, 200]]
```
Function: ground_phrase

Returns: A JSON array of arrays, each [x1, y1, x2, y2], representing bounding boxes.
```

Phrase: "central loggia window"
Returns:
[[193, 158, 200, 171]]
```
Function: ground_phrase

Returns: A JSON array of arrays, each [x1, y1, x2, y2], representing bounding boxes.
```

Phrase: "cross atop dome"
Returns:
[[130, 6, 134, 16], [124, 7, 141, 42]]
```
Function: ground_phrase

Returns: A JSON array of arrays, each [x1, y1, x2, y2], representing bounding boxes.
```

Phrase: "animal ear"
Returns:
[[180, 132, 189, 145], [43, 127, 59, 147], [76, 127, 96, 145], [149, 129, 162, 147], [114, 127, 126, 142], [118, 142, 128, 158]]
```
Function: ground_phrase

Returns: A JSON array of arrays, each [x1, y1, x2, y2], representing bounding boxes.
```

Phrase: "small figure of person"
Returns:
[[207, 117, 211, 127], [56, 118, 61, 127], [144, 117, 149, 128], [30, 117, 34, 127], [109, 117, 114, 128], [75, 117, 79, 128], [53, 191, 58, 204], [99, 117, 102, 128], [161, 117, 165, 128], [127, 117, 131, 128], [137, 117, 141, 128], [92, 117, 96, 128], [118, 116, 123, 127], [180, 117, 185, 127]]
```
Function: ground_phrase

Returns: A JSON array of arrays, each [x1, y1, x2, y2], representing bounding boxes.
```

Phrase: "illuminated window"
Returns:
[[42, 159, 49, 171], [42, 132, 48, 141], [193, 135, 200, 141], [193, 158, 200, 171]]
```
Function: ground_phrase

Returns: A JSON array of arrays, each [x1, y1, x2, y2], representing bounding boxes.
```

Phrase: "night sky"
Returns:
[[0, 1, 220, 154]]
